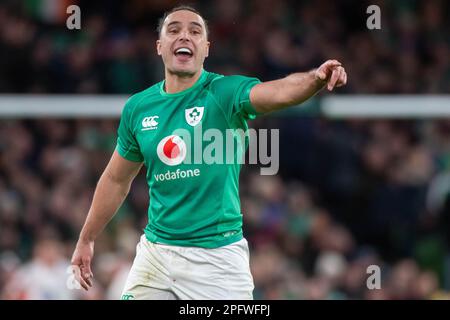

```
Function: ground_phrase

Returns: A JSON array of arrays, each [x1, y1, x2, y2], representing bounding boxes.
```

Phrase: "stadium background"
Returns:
[[0, 0, 449, 299]]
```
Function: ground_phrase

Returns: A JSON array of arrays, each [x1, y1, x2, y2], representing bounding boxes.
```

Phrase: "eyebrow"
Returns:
[[166, 21, 203, 29]]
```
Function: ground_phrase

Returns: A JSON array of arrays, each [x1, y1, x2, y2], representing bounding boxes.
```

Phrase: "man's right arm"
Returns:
[[249, 60, 347, 114], [71, 150, 143, 290]]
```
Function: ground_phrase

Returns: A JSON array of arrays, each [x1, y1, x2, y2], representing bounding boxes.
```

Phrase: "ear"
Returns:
[[205, 41, 210, 58], [156, 39, 162, 56]]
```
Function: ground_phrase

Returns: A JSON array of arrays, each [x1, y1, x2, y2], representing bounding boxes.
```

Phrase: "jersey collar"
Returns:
[[160, 69, 207, 98]]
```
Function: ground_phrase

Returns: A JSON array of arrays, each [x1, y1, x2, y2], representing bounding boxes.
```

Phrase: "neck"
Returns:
[[164, 69, 203, 94]]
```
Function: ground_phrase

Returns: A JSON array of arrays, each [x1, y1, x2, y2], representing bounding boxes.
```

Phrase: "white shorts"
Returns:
[[121, 235, 254, 300]]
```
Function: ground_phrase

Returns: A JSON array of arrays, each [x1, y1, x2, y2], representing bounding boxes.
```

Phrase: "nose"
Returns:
[[178, 29, 191, 42]]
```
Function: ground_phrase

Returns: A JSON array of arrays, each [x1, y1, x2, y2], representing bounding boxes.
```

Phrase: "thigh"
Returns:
[[121, 235, 174, 300], [171, 238, 254, 300]]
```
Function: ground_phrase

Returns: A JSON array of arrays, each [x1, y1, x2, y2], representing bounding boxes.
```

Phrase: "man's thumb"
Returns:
[[316, 69, 327, 81]]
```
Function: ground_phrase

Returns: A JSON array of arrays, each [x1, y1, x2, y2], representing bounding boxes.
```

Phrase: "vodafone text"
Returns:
[[154, 168, 200, 181]]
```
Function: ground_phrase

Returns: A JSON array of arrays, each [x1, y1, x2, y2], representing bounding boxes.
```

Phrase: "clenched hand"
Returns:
[[315, 60, 347, 91]]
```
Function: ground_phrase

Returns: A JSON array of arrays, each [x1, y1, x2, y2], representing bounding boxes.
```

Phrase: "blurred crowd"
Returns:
[[1, 118, 450, 299], [0, 0, 448, 94], [245, 117, 450, 299], [0, 0, 450, 300]]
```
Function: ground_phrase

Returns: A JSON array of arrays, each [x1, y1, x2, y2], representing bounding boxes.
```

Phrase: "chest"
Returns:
[[133, 92, 228, 163]]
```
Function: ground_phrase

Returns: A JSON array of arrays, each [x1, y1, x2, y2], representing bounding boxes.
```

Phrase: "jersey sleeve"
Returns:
[[210, 75, 263, 121], [116, 98, 144, 162]]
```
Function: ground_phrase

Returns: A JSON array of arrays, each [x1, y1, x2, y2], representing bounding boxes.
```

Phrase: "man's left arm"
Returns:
[[250, 60, 347, 113]]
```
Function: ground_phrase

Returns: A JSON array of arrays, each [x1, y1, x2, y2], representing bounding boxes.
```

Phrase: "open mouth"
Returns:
[[174, 47, 193, 60]]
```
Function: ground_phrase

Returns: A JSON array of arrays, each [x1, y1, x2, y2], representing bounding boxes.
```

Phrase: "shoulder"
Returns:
[[207, 73, 247, 86], [207, 72, 260, 92]]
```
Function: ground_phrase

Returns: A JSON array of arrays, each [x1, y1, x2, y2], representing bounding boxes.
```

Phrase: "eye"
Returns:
[[168, 29, 178, 34], [191, 29, 201, 35]]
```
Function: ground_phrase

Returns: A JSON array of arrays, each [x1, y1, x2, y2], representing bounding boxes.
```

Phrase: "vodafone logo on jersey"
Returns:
[[157, 135, 187, 166]]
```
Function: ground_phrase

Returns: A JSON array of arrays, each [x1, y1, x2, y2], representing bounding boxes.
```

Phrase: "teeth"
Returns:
[[176, 48, 192, 54]]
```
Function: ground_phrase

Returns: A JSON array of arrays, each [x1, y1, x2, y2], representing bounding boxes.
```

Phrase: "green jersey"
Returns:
[[116, 69, 261, 248]]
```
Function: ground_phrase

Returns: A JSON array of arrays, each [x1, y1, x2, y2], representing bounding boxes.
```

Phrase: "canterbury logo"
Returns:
[[141, 116, 159, 131]]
